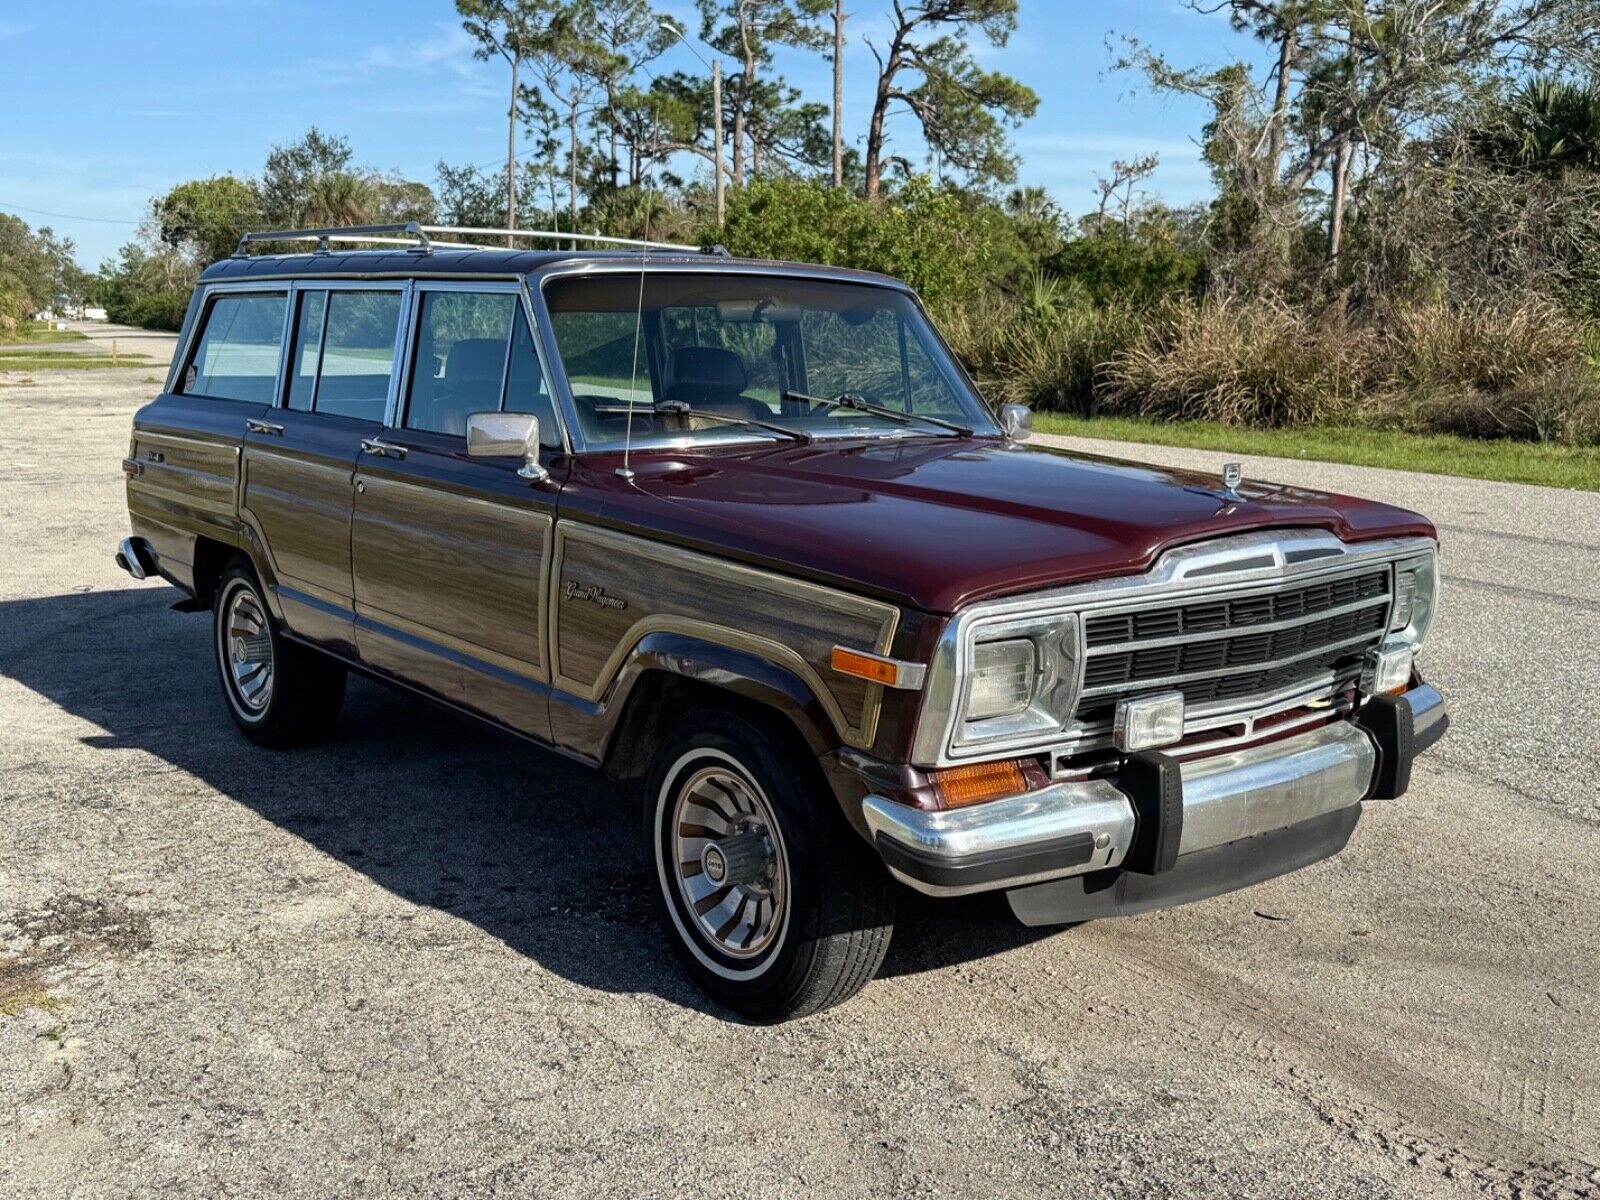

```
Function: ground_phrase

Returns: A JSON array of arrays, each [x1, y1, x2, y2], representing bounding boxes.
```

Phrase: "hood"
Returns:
[[563, 437, 1435, 614]]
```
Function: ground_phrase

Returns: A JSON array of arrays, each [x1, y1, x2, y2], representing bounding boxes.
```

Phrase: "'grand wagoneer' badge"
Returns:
[[563, 581, 628, 611]]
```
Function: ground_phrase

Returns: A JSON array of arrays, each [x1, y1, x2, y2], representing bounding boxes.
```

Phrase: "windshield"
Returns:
[[542, 272, 1000, 449]]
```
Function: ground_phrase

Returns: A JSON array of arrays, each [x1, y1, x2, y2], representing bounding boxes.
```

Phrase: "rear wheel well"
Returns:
[[191, 537, 244, 607], [602, 672, 817, 784]]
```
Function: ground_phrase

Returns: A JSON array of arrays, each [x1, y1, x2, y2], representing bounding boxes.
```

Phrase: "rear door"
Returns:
[[351, 283, 566, 741], [240, 282, 408, 655]]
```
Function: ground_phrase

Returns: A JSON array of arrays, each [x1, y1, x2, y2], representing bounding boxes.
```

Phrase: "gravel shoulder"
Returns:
[[0, 366, 1596, 1198]]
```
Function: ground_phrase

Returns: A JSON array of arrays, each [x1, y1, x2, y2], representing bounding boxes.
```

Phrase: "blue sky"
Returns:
[[0, 1, 1254, 268]]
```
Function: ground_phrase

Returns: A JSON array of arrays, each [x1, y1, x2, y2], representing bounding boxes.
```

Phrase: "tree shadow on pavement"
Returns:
[[0, 586, 1064, 1015]]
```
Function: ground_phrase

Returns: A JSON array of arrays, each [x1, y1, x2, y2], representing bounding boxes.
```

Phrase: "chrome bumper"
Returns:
[[863, 683, 1445, 898]]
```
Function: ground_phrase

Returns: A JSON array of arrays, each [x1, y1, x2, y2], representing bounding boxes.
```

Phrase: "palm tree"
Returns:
[[1473, 76, 1600, 173], [300, 173, 372, 227]]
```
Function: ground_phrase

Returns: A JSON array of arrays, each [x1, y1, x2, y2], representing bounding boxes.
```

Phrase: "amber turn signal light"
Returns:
[[830, 645, 926, 690], [929, 760, 1028, 809]]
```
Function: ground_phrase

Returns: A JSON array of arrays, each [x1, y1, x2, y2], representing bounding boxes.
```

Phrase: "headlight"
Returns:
[[967, 639, 1034, 719], [1389, 551, 1438, 649], [951, 614, 1081, 753]]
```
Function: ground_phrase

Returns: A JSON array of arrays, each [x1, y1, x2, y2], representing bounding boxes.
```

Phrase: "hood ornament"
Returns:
[[1183, 461, 1249, 508]]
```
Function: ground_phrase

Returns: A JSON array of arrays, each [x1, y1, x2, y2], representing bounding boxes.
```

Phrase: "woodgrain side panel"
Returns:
[[241, 450, 355, 603], [127, 430, 240, 524], [552, 523, 899, 748], [352, 474, 551, 679]]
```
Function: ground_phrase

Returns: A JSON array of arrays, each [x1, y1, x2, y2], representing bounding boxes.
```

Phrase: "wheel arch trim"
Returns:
[[598, 631, 842, 778]]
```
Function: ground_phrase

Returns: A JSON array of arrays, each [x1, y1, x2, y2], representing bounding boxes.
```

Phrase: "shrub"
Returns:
[[98, 241, 198, 332], [121, 290, 191, 332], [1102, 299, 1365, 427], [716, 177, 1023, 307], [1046, 231, 1204, 306], [1413, 364, 1600, 445]]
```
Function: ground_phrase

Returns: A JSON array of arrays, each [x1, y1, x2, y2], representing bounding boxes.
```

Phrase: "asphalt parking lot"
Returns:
[[2, 325, 1598, 1198]]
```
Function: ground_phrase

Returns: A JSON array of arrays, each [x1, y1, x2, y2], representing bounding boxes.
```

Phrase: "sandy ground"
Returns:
[[1, 327, 1597, 1198]]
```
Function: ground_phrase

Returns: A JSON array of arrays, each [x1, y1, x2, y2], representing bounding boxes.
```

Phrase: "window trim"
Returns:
[[278, 279, 413, 424], [175, 288, 290, 405]]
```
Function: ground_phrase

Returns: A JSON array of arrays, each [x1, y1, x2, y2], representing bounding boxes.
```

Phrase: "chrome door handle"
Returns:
[[246, 418, 285, 435], [360, 437, 407, 460]]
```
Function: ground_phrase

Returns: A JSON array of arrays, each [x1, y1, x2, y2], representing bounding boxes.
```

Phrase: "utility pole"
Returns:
[[506, 56, 518, 246], [713, 58, 725, 227], [832, 0, 844, 188], [660, 16, 725, 228]]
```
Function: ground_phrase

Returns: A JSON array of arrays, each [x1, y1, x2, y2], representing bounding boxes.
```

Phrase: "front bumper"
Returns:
[[862, 682, 1447, 901]]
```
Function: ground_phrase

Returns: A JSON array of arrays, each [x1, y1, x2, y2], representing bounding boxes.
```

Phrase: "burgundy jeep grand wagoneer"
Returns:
[[118, 223, 1447, 1019]]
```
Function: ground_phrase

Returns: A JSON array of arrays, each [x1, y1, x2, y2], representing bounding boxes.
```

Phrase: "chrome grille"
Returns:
[[1074, 567, 1392, 727]]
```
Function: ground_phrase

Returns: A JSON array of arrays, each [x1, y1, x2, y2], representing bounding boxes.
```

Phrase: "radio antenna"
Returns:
[[616, 192, 653, 482]]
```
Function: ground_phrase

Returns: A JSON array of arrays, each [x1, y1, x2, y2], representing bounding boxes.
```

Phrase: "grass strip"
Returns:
[[0, 323, 88, 346], [1033, 414, 1600, 492], [0, 350, 152, 371]]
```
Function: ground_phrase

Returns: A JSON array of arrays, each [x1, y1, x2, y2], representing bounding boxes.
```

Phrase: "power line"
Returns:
[[0, 200, 142, 225]]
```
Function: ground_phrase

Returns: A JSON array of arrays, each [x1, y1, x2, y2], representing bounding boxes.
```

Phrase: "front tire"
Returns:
[[213, 559, 346, 748], [645, 709, 895, 1021]]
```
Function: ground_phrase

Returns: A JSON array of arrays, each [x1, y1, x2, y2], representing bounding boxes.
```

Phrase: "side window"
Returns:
[[502, 308, 562, 450], [283, 289, 402, 421], [404, 291, 515, 436], [316, 291, 402, 422], [183, 293, 285, 403]]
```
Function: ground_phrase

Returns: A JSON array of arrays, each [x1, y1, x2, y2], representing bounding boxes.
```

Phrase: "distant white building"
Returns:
[[32, 305, 107, 322]]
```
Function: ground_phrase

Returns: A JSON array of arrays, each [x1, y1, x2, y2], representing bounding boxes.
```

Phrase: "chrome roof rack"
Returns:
[[420, 225, 707, 254], [233, 221, 439, 256], [232, 221, 731, 259]]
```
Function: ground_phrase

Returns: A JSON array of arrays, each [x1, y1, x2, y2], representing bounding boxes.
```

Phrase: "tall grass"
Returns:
[[1103, 299, 1364, 427], [936, 292, 1600, 447]]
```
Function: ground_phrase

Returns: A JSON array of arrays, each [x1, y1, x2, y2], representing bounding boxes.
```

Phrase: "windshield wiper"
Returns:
[[783, 390, 972, 437], [657, 400, 812, 443]]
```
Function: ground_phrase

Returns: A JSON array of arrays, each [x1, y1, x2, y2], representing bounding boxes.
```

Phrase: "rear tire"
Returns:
[[644, 708, 895, 1021], [213, 558, 346, 748]]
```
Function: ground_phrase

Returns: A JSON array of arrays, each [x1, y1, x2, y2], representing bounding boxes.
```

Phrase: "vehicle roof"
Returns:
[[197, 247, 908, 288]]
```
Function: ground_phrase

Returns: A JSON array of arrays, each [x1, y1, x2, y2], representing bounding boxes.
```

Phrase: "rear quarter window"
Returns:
[[183, 293, 286, 403]]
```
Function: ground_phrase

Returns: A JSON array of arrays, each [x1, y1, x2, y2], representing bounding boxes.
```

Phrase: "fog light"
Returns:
[[1114, 690, 1185, 752], [1362, 643, 1414, 696]]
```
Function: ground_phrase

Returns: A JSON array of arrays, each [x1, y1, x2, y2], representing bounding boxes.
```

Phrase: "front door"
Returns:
[[240, 284, 408, 655], [351, 285, 566, 741]]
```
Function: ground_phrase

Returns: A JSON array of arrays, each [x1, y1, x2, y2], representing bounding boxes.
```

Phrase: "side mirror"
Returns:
[[999, 403, 1032, 443], [466, 411, 548, 483]]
